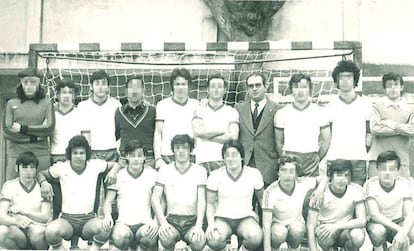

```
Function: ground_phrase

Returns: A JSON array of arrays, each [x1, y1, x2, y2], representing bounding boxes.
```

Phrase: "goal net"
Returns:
[[30, 41, 362, 106]]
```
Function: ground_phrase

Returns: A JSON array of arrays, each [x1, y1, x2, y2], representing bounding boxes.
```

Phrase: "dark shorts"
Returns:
[[61, 212, 96, 237], [215, 216, 253, 235], [199, 161, 224, 176], [386, 218, 405, 243], [166, 214, 197, 241], [128, 223, 145, 236]]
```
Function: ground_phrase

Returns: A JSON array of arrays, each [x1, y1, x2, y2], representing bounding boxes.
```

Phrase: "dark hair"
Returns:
[[327, 159, 353, 179], [17, 67, 41, 79], [170, 134, 195, 152], [16, 151, 39, 172], [16, 83, 46, 103], [90, 70, 110, 84], [376, 151, 401, 170], [207, 74, 227, 89], [382, 72, 404, 89], [56, 78, 78, 94], [65, 135, 92, 161], [277, 154, 300, 174], [246, 72, 267, 85], [332, 60, 361, 87], [169, 68, 192, 92], [124, 139, 147, 156], [221, 140, 245, 166], [288, 73, 312, 93], [125, 77, 144, 88]]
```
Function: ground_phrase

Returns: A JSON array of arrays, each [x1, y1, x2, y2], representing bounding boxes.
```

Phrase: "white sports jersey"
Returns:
[[49, 159, 107, 214], [51, 106, 81, 155], [263, 177, 316, 225], [207, 166, 264, 219], [310, 183, 364, 224], [275, 103, 328, 153], [77, 97, 121, 150], [325, 95, 371, 160], [156, 97, 199, 156], [0, 178, 48, 223], [156, 162, 207, 216], [364, 176, 412, 220], [108, 167, 157, 225], [193, 103, 239, 163]]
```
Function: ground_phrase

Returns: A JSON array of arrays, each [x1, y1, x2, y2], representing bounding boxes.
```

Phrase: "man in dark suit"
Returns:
[[235, 72, 279, 187]]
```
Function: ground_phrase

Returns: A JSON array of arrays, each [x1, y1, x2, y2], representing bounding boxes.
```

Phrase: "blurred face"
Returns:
[[70, 147, 87, 170], [278, 162, 297, 188], [338, 72, 355, 92], [377, 160, 399, 188], [292, 79, 310, 104], [247, 75, 267, 102], [172, 76, 189, 101], [18, 164, 37, 184], [330, 170, 350, 192], [126, 79, 144, 103], [21, 76, 40, 97], [126, 148, 146, 171], [92, 79, 109, 99], [173, 143, 191, 163], [224, 147, 242, 170], [58, 87, 75, 106], [208, 78, 226, 101], [385, 80, 402, 101]]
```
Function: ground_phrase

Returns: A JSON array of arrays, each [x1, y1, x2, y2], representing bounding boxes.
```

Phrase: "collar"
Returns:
[[383, 97, 406, 109], [21, 95, 42, 104], [292, 101, 311, 111], [123, 102, 145, 112], [250, 98, 267, 112]]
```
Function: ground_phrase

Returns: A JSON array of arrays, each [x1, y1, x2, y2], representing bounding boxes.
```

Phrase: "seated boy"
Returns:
[[0, 151, 52, 249], [102, 140, 158, 250], [365, 151, 414, 251], [262, 155, 327, 251], [307, 159, 367, 251]]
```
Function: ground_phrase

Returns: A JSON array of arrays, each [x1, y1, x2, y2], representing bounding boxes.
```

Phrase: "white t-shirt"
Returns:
[[325, 95, 372, 160], [156, 97, 199, 156], [51, 106, 81, 155], [108, 167, 157, 225], [77, 97, 121, 150], [193, 103, 239, 163], [49, 159, 107, 214]]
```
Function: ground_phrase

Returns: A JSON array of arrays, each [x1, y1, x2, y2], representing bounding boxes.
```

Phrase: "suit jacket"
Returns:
[[235, 98, 279, 184]]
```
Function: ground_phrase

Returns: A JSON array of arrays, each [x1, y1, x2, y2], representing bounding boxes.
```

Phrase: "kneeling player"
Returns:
[[0, 151, 52, 249], [307, 159, 367, 251], [365, 151, 414, 251], [151, 134, 207, 251], [263, 155, 328, 251], [206, 140, 264, 251], [102, 140, 158, 250], [37, 135, 121, 250]]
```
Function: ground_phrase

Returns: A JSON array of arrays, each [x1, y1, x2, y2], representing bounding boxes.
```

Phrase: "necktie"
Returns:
[[253, 102, 259, 120]]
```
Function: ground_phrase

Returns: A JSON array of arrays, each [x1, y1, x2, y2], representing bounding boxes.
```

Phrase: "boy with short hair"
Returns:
[[151, 134, 207, 251], [307, 159, 367, 251], [0, 151, 52, 249], [365, 151, 414, 251], [102, 140, 158, 250]]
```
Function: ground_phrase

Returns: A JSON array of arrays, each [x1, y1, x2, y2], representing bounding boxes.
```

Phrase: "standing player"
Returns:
[[151, 134, 207, 251], [206, 140, 263, 251], [235, 72, 279, 186], [77, 69, 121, 162], [102, 140, 158, 250], [275, 73, 331, 177], [262, 155, 327, 251], [368, 73, 414, 178], [0, 151, 51, 250], [325, 60, 372, 186], [37, 135, 121, 250], [307, 159, 367, 251], [2, 67, 55, 180], [365, 151, 414, 251], [154, 68, 199, 169], [115, 77, 156, 168], [192, 74, 239, 174]]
